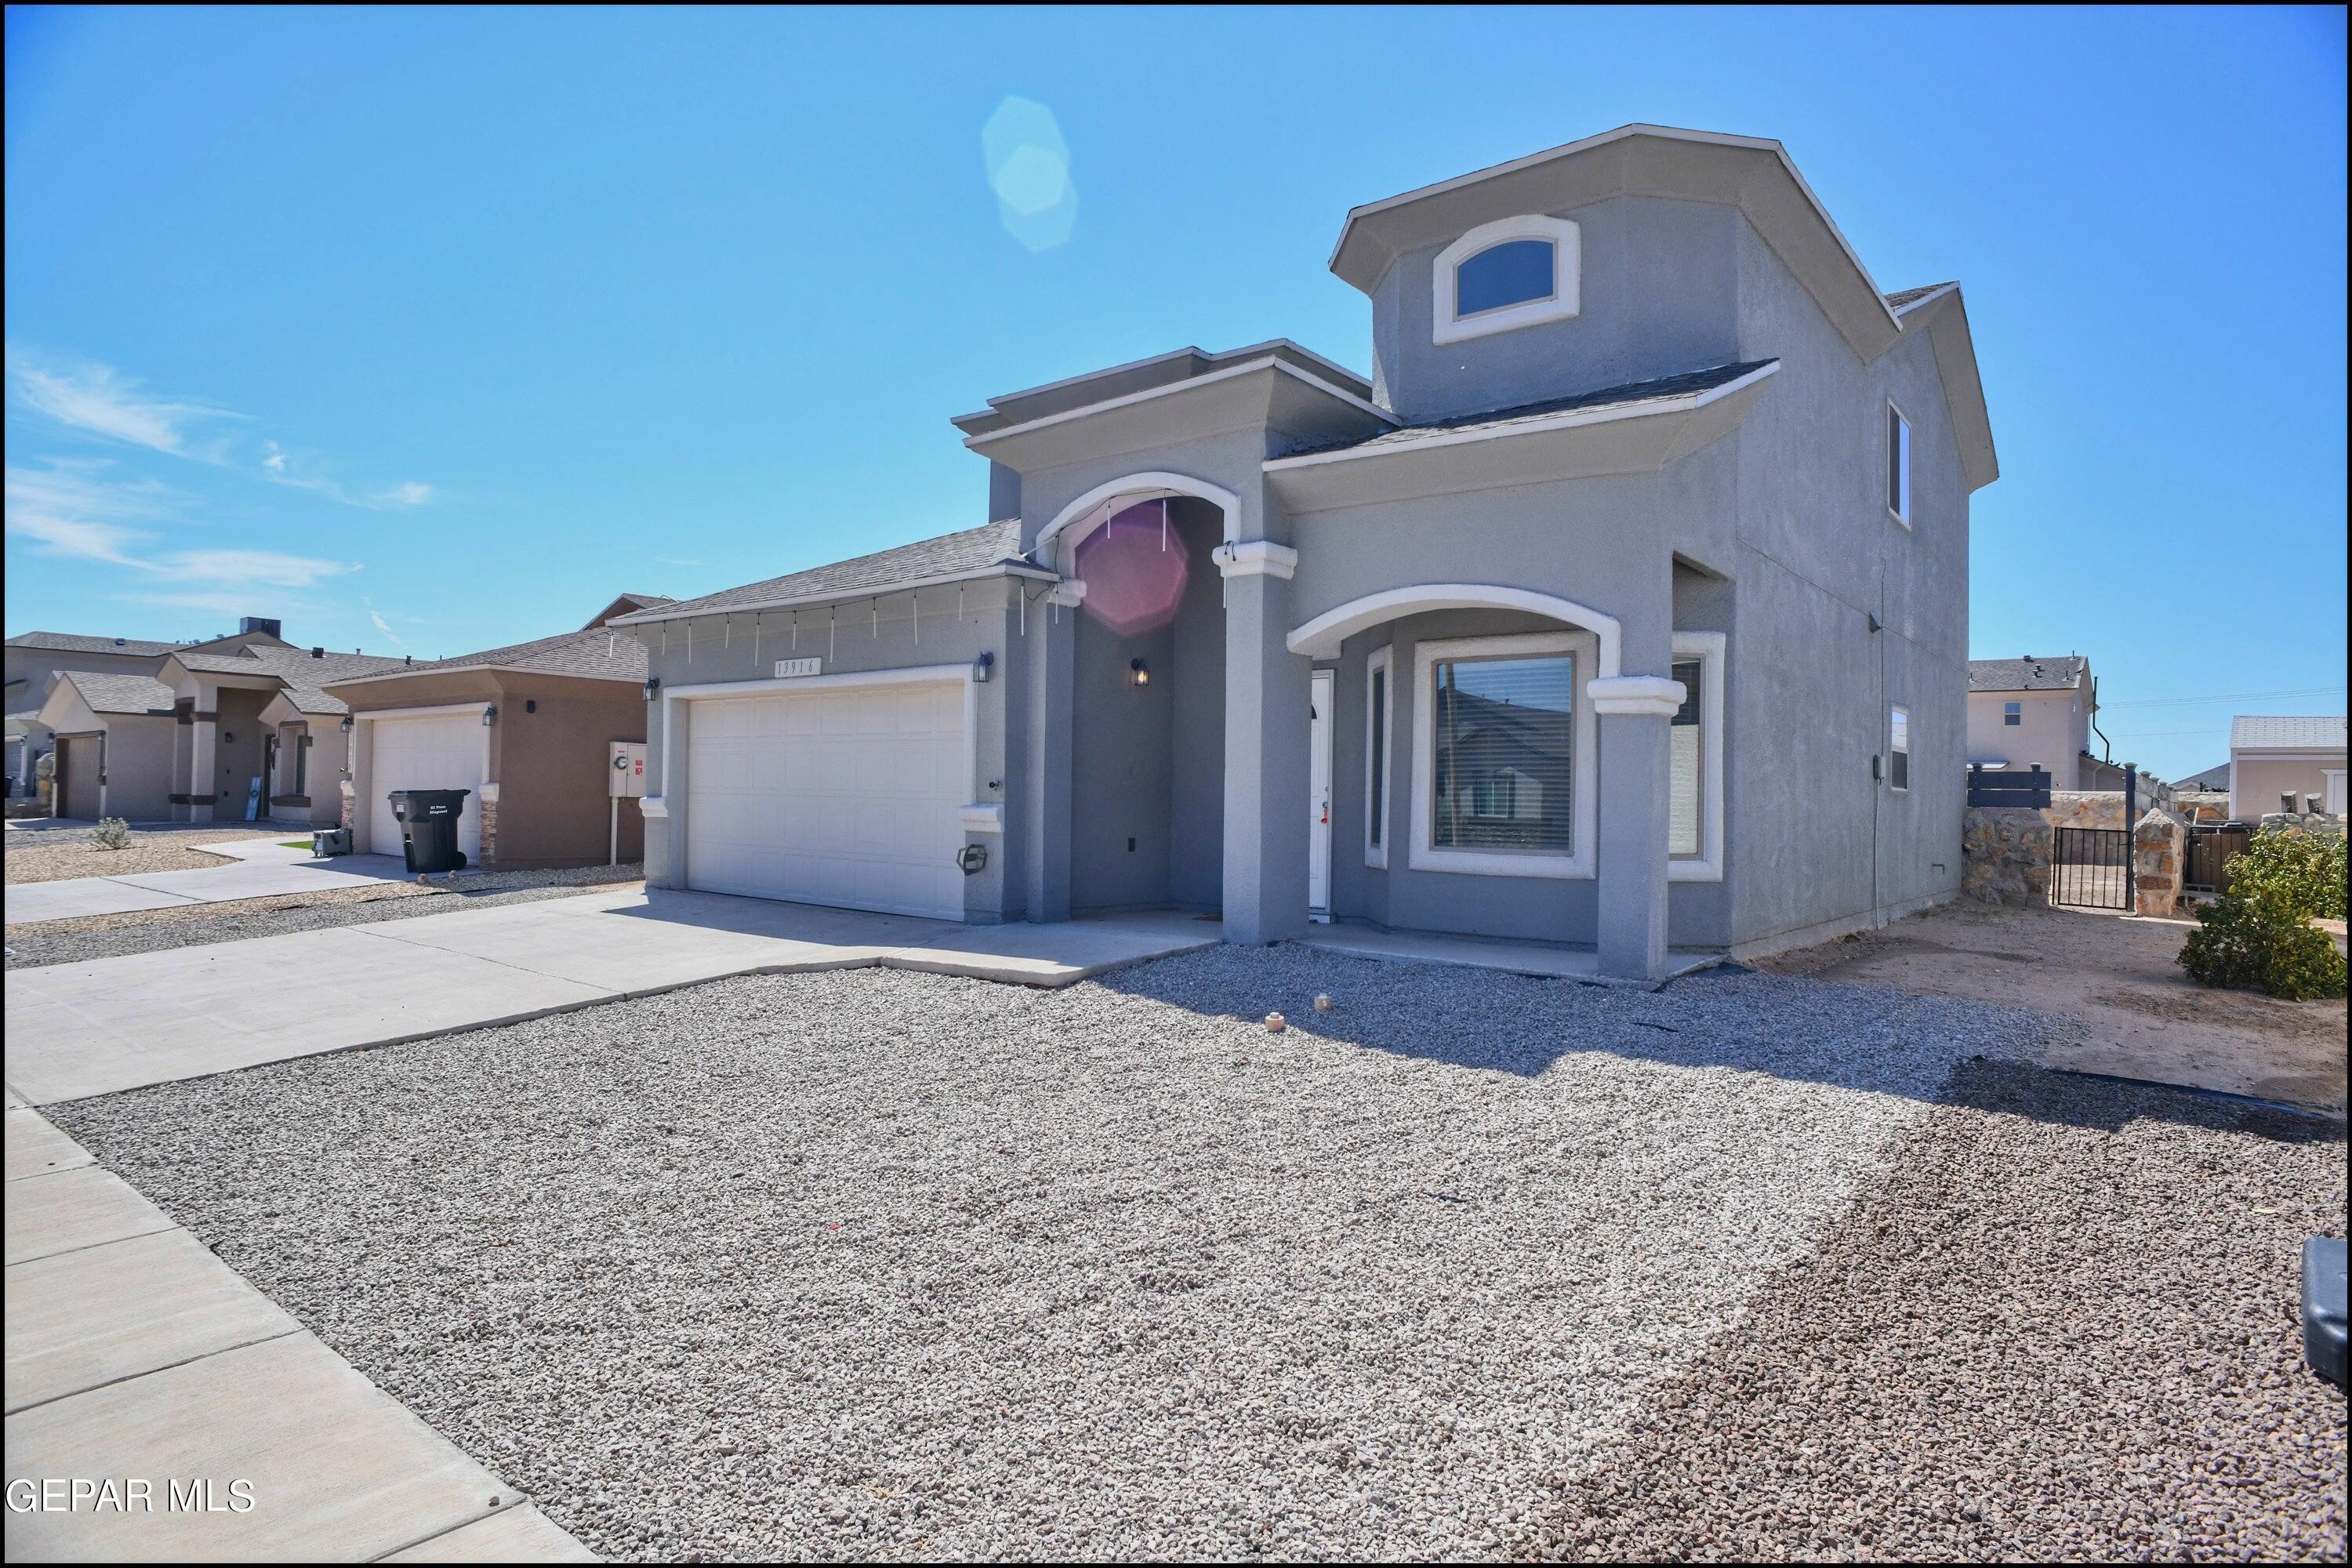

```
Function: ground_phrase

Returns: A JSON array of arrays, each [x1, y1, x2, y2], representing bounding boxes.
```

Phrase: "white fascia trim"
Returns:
[[1889, 283, 1960, 317], [1287, 584, 1623, 677], [1668, 630, 1726, 884], [1036, 471, 1244, 571], [1264, 361, 1780, 474], [961, 356, 1399, 451], [1432, 214, 1581, 345], [1210, 539, 1298, 580], [1408, 628, 1598, 880], [1364, 645, 1392, 869], [1330, 123, 1896, 330], [609, 564, 1056, 630], [973, 340, 1374, 416], [350, 702, 492, 723]]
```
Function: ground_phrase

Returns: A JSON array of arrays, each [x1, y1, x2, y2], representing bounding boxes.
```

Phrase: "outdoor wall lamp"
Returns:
[[1130, 658, 1150, 688], [339, 717, 353, 733], [642, 676, 662, 702], [481, 704, 498, 727], [973, 651, 993, 684]]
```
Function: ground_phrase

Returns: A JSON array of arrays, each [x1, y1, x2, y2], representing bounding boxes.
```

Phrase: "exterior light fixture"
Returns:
[[642, 676, 662, 702], [339, 717, 353, 734], [481, 704, 498, 727], [972, 651, 994, 684], [1130, 658, 1150, 688]]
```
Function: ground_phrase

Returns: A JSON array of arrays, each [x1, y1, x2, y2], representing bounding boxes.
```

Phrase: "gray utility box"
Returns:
[[2305, 1237, 2347, 1389], [311, 826, 352, 858]]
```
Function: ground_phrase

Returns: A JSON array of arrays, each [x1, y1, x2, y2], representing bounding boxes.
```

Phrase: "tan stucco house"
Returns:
[[1966, 655, 2102, 788], [2228, 714, 2347, 818], [318, 595, 660, 869]]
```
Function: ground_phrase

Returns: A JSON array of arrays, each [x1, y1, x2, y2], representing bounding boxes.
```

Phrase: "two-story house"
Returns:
[[1966, 655, 2100, 786], [616, 124, 1998, 978]]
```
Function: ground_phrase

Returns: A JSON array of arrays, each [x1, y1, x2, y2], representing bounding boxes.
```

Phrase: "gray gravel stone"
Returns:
[[53, 946, 2065, 1560]]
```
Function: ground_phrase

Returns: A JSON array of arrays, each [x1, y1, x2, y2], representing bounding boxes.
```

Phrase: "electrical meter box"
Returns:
[[608, 740, 648, 799]]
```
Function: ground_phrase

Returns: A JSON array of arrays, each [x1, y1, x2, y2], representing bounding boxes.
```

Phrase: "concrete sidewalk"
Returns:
[[5, 891, 1221, 1105], [5, 841, 426, 925], [2, 1105, 593, 1561]]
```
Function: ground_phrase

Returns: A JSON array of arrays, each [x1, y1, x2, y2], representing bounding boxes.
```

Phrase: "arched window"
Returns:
[[1432, 215, 1581, 344]]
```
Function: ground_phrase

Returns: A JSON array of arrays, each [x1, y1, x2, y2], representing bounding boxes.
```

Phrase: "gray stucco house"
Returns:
[[617, 124, 1998, 978]]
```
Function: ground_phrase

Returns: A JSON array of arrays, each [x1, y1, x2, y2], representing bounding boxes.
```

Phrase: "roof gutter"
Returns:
[[608, 561, 1061, 630]]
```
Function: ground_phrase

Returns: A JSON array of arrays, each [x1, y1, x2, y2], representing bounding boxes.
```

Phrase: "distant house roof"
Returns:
[[609, 519, 1047, 626], [2230, 714, 2348, 751], [1274, 360, 1780, 463], [1968, 656, 2088, 693], [56, 670, 180, 717], [166, 644, 410, 717], [325, 624, 649, 690], [2174, 761, 2231, 791], [583, 592, 675, 630], [1884, 281, 1959, 310], [5, 630, 181, 657]]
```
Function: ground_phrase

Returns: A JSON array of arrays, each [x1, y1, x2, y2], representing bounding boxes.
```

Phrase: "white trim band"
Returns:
[[1211, 540, 1299, 580], [1587, 675, 1687, 717]]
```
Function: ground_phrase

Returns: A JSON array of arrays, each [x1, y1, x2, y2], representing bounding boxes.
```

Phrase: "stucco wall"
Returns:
[[2233, 755, 2349, 818], [201, 688, 274, 821], [486, 676, 648, 869], [1967, 686, 2089, 786]]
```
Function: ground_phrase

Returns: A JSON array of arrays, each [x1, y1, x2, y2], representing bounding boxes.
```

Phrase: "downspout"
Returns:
[[2088, 673, 2114, 764]]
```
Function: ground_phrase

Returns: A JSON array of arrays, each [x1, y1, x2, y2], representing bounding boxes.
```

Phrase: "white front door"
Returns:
[[1308, 670, 1334, 918], [366, 713, 485, 859], [684, 679, 967, 920]]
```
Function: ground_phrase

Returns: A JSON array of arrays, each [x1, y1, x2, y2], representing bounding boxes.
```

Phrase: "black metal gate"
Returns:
[[2053, 826, 2130, 909]]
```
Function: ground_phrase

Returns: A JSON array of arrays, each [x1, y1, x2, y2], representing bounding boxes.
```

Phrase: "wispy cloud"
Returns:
[[5, 458, 357, 602], [365, 599, 408, 648], [5, 346, 237, 458], [9, 346, 434, 510]]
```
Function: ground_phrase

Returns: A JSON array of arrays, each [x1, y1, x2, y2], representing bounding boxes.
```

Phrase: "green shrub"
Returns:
[[2180, 829, 2349, 1000], [90, 816, 134, 851]]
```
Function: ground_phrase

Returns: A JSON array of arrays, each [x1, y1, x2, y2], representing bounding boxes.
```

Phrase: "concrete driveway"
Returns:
[[5, 891, 1221, 1105], [5, 841, 426, 924]]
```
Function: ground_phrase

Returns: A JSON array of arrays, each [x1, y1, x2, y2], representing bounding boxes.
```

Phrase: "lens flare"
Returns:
[[1076, 503, 1189, 634]]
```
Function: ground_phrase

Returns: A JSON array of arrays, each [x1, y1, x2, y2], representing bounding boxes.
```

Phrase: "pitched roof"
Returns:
[[329, 625, 649, 688], [1968, 656, 2087, 693], [5, 630, 180, 657], [59, 670, 180, 716], [167, 644, 410, 717], [2230, 714, 2347, 751], [1276, 361, 1778, 463], [1884, 281, 1958, 310], [610, 519, 1039, 625], [2173, 761, 2231, 791]]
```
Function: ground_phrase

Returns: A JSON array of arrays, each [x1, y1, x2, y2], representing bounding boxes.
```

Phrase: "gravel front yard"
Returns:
[[1534, 1057, 2347, 1563], [2, 826, 289, 884], [54, 946, 2082, 1561], [4, 863, 645, 968]]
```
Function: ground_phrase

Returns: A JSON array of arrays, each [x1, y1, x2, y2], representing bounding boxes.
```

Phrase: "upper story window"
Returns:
[[1432, 214, 1581, 346], [2003, 700, 2021, 726], [1886, 402, 1912, 525]]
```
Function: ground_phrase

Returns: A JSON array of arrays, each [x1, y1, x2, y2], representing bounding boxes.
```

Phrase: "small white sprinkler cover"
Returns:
[[1264, 1011, 1287, 1033], [1313, 993, 1334, 1012]]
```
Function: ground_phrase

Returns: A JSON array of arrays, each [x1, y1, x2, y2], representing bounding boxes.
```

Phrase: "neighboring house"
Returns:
[[318, 595, 662, 869], [2174, 760, 2230, 793], [615, 123, 1998, 978], [1966, 655, 2101, 788], [2228, 715, 2348, 818], [5, 630, 193, 800], [34, 619, 410, 824]]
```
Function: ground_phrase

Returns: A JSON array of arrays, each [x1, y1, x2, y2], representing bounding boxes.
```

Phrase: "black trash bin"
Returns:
[[386, 789, 470, 875]]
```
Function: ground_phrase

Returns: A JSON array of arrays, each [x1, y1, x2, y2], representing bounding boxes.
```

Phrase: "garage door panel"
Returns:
[[684, 680, 965, 920], [366, 715, 483, 859]]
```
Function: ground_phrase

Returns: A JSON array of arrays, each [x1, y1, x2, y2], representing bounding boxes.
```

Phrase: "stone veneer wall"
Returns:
[[2040, 790, 2130, 832], [1963, 807, 2053, 906], [477, 790, 499, 869], [2175, 790, 2232, 824], [2256, 811, 2346, 839], [2131, 808, 2183, 917]]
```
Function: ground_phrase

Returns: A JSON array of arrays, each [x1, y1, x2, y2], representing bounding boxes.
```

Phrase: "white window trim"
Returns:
[[1410, 630, 1597, 880], [1886, 399, 1912, 528], [1432, 214, 1581, 345], [1668, 631, 1726, 884], [1364, 646, 1392, 869], [1889, 703, 1911, 793]]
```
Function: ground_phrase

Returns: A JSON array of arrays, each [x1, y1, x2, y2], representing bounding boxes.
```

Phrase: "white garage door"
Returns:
[[366, 713, 485, 860], [684, 680, 966, 920]]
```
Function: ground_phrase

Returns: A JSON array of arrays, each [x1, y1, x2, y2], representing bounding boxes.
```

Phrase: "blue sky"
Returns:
[[5, 5, 2343, 780]]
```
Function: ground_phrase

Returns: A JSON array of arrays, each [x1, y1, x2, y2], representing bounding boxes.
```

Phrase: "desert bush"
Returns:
[[90, 816, 134, 851], [2179, 829, 2348, 1000]]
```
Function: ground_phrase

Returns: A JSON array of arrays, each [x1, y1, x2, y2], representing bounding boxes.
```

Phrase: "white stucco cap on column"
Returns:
[[1587, 674, 1686, 717], [1045, 579, 1088, 608], [1210, 539, 1299, 581]]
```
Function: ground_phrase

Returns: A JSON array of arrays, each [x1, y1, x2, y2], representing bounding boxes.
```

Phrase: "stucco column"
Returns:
[[1025, 582, 1079, 923], [186, 712, 219, 823], [1217, 539, 1308, 945], [1591, 675, 1686, 981]]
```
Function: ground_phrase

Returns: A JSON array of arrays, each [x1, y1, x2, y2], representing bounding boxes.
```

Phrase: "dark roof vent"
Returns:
[[404, 655, 412, 666], [114, 637, 126, 646], [310, 647, 325, 659], [239, 616, 281, 639]]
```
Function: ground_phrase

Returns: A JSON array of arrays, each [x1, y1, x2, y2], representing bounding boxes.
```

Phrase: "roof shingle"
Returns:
[[58, 671, 180, 716], [1969, 656, 2087, 693], [2230, 714, 2347, 751], [5, 630, 180, 657], [613, 520, 1033, 623], [336, 626, 649, 686]]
